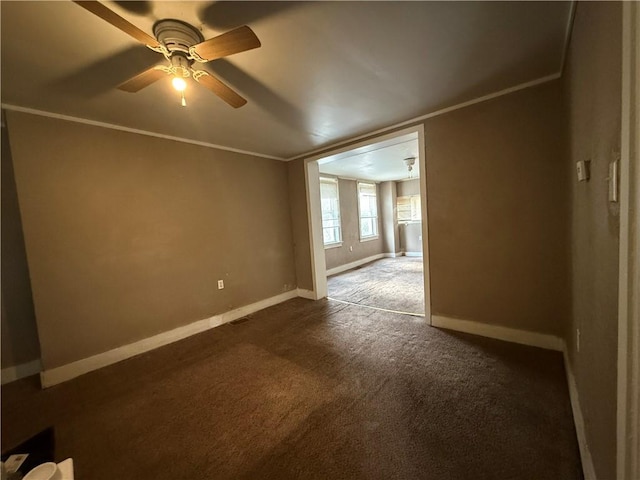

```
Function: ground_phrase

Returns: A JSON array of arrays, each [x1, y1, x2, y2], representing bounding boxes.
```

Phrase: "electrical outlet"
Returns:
[[576, 328, 580, 353], [217, 280, 224, 290], [349, 246, 353, 252], [4, 454, 28, 473]]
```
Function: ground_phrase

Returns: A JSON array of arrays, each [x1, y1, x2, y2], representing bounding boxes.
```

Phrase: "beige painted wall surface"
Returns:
[[425, 80, 569, 335], [7, 111, 297, 370], [1, 120, 41, 368], [287, 159, 313, 291], [324, 178, 383, 270], [563, 3, 622, 479], [397, 179, 420, 197], [379, 181, 399, 255], [397, 179, 422, 254]]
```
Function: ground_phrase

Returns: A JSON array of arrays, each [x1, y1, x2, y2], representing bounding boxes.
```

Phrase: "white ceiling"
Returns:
[[0, 1, 572, 160], [318, 132, 419, 182]]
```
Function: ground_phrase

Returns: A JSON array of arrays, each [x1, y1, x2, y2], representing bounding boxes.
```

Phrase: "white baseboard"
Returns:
[[326, 253, 385, 276], [41, 289, 299, 387], [431, 315, 564, 351], [404, 251, 423, 257], [1, 359, 42, 385], [384, 252, 401, 258], [431, 315, 593, 478], [562, 344, 597, 480], [296, 288, 316, 300]]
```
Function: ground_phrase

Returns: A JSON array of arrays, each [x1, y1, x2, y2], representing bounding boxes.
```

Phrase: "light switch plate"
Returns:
[[576, 160, 589, 181]]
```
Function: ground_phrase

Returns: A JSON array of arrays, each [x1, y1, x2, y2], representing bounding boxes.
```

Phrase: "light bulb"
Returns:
[[172, 76, 187, 92]]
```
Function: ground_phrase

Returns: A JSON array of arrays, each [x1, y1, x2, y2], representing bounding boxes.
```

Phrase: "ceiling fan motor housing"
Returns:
[[153, 19, 204, 54]]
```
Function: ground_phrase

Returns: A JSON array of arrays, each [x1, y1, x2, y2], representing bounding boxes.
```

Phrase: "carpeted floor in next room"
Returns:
[[2, 298, 582, 480], [328, 257, 425, 316]]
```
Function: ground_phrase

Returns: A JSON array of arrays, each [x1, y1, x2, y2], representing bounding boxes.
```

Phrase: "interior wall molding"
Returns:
[[560, 1, 578, 76], [431, 315, 596, 475], [1, 359, 42, 385], [296, 288, 316, 300], [617, 2, 640, 478], [431, 315, 564, 351], [325, 253, 385, 277], [563, 345, 598, 480], [0, 104, 285, 162], [40, 289, 307, 388], [287, 73, 561, 162]]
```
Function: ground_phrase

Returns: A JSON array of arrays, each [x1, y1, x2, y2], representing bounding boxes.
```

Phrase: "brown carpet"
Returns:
[[2, 298, 581, 479], [328, 257, 425, 315]]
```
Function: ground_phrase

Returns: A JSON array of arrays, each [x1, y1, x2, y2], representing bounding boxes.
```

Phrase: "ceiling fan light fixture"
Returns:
[[404, 156, 416, 178], [172, 76, 187, 92]]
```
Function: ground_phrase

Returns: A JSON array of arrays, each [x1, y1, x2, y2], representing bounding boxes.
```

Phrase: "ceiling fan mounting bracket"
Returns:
[[152, 19, 204, 61]]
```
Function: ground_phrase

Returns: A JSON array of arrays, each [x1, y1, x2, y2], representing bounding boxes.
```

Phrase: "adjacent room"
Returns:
[[1, 2, 638, 480], [317, 131, 426, 317]]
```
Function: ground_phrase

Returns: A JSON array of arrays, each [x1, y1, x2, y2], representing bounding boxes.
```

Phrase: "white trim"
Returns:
[[40, 290, 298, 387], [305, 124, 430, 320], [563, 344, 598, 480], [416, 124, 431, 323], [429, 314, 597, 478], [560, 2, 577, 76], [296, 288, 316, 300], [618, 3, 640, 479], [431, 315, 564, 351], [384, 252, 401, 258], [404, 251, 423, 257], [305, 160, 328, 299], [326, 253, 385, 277], [1, 104, 285, 162], [1, 359, 42, 385], [287, 74, 560, 162]]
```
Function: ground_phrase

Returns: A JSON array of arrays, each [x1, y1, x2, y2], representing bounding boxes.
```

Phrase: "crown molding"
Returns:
[[0, 104, 286, 162]]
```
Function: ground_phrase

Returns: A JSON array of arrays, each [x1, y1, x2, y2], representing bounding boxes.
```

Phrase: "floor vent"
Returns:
[[230, 316, 251, 325]]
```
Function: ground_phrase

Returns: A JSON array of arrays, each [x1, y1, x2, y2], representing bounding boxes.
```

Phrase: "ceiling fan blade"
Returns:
[[118, 66, 168, 92], [193, 71, 247, 108], [191, 25, 260, 62], [73, 1, 160, 48]]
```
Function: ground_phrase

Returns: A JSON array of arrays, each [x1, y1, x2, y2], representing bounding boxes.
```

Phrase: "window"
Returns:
[[397, 195, 421, 222], [358, 182, 379, 240], [320, 177, 342, 246]]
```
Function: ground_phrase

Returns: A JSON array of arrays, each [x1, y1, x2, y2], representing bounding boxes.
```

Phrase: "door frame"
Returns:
[[303, 124, 432, 323], [617, 3, 639, 479]]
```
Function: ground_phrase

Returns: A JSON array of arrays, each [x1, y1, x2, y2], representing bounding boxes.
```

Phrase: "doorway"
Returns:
[[304, 124, 432, 322]]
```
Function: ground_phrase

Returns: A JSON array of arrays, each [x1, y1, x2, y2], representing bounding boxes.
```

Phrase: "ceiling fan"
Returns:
[[73, 1, 261, 108]]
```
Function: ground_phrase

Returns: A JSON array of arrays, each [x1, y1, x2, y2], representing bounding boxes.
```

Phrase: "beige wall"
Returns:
[[1, 118, 41, 368], [396, 179, 420, 197], [287, 159, 313, 291], [324, 178, 383, 270], [563, 3, 622, 479], [425, 80, 568, 335], [290, 81, 569, 335], [6, 111, 297, 370], [379, 181, 399, 255], [396, 179, 422, 254]]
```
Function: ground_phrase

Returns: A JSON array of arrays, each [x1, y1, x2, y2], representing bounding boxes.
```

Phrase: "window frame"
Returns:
[[397, 194, 422, 223], [320, 177, 343, 248], [357, 181, 379, 241]]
